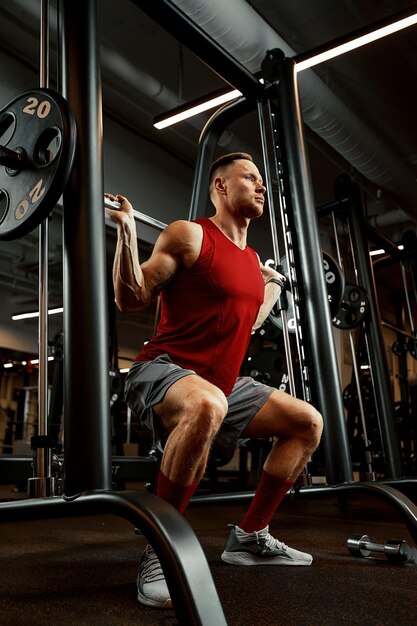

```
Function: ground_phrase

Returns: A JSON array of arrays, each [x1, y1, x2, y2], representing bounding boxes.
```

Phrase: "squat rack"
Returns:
[[134, 0, 417, 536], [1, 1, 417, 620]]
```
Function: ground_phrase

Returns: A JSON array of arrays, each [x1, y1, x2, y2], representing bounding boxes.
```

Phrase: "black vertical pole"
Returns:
[[336, 176, 402, 479], [275, 54, 352, 484], [61, 0, 112, 494]]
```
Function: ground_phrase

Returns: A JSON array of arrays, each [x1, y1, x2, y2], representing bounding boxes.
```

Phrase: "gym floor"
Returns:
[[0, 483, 416, 625]]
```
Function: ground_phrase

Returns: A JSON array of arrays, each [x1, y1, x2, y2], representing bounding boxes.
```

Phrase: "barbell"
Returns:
[[0, 88, 76, 240]]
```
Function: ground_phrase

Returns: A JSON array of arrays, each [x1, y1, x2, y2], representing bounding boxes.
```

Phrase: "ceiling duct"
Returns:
[[170, 0, 417, 220]]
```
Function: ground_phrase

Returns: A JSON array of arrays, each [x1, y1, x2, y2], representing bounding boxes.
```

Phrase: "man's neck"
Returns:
[[209, 214, 249, 249]]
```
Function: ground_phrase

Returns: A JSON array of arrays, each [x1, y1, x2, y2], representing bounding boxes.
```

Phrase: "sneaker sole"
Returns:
[[221, 550, 312, 566], [137, 590, 173, 609]]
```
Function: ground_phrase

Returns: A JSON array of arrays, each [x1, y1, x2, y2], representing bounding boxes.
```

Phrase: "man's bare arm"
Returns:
[[105, 194, 201, 313], [253, 262, 286, 330]]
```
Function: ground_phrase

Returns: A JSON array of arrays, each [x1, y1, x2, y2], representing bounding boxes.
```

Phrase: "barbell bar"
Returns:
[[104, 196, 167, 232]]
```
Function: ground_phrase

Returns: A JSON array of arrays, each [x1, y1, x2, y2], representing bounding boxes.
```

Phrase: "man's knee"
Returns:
[[192, 389, 228, 435], [301, 405, 323, 449]]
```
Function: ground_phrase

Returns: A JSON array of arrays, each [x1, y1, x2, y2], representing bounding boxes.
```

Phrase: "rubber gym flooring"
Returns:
[[0, 485, 416, 626]]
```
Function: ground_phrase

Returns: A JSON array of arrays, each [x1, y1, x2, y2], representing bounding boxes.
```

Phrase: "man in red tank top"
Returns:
[[106, 153, 323, 609]]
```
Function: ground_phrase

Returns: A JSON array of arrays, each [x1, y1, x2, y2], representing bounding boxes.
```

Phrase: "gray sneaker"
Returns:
[[137, 544, 172, 608], [221, 524, 313, 566]]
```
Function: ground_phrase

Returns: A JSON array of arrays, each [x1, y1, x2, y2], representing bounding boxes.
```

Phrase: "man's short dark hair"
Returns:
[[208, 152, 254, 188]]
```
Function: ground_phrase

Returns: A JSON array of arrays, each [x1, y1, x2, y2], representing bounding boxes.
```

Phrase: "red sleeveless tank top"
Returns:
[[136, 218, 265, 396]]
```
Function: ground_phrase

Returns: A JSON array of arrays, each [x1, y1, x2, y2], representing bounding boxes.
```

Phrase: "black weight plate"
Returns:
[[343, 383, 357, 411], [322, 251, 345, 317], [332, 284, 369, 329], [408, 337, 417, 360], [392, 338, 409, 357], [259, 316, 282, 341], [243, 349, 289, 390], [342, 377, 372, 412], [269, 251, 344, 333], [0, 88, 76, 240]]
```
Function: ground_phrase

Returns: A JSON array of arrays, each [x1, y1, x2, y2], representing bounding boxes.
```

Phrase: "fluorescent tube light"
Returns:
[[12, 307, 63, 321], [154, 88, 242, 129], [30, 356, 55, 365], [369, 248, 386, 257], [154, 10, 417, 129], [296, 12, 417, 72], [369, 244, 404, 257]]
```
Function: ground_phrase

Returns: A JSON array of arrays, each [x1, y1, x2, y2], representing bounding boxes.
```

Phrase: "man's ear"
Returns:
[[214, 176, 227, 196]]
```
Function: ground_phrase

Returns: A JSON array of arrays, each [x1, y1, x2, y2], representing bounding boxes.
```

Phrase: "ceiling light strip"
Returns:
[[12, 307, 63, 321], [295, 12, 417, 72], [154, 88, 242, 129], [154, 9, 417, 129]]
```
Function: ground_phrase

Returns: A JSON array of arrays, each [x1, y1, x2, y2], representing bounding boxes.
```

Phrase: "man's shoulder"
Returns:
[[161, 220, 203, 266], [164, 219, 203, 244]]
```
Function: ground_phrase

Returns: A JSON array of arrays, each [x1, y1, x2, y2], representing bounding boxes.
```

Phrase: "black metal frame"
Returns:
[[271, 56, 353, 484], [0, 489, 227, 625], [131, 0, 263, 100]]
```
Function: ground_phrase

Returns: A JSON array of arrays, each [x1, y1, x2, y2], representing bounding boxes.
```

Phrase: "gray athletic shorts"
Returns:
[[124, 353, 275, 458]]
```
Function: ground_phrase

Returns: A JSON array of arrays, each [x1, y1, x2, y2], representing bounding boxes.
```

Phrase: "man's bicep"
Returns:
[[141, 250, 179, 300], [140, 220, 198, 300]]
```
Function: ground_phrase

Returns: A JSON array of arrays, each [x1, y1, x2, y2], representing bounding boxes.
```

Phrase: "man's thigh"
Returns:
[[241, 389, 316, 439], [153, 374, 227, 431]]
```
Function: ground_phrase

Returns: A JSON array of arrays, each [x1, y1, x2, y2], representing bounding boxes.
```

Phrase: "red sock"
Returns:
[[239, 470, 294, 532], [156, 471, 199, 514]]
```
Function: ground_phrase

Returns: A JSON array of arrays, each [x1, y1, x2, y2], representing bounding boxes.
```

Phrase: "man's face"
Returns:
[[220, 159, 266, 219]]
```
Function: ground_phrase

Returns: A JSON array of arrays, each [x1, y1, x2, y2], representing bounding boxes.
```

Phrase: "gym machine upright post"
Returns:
[[0, 2, 227, 624], [32, 0, 54, 499], [256, 97, 314, 488], [263, 50, 417, 540]]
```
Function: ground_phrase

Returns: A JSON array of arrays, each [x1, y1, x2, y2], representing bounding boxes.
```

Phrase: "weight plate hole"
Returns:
[[0, 113, 16, 146], [34, 127, 62, 166], [0, 189, 9, 224]]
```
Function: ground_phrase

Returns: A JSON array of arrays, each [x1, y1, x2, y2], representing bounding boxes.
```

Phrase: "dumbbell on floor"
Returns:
[[347, 534, 417, 564]]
